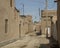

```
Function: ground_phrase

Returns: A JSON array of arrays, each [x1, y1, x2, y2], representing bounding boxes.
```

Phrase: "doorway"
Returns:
[[19, 24, 21, 38]]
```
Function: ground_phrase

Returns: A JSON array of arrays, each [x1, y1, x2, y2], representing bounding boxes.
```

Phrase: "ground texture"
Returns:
[[1, 33, 50, 48]]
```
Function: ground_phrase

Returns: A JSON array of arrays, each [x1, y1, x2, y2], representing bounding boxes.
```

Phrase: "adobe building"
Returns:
[[19, 15, 29, 37], [54, 0, 60, 47], [33, 21, 41, 33], [41, 10, 57, 37], [0, 0, 20, 45], [26, 15, 33, 33], [19, 15, 33, 37]]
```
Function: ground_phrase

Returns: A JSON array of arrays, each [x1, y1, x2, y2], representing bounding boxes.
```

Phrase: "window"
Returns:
[[10, 0, 12, 7], [5, 19, 8, 33]]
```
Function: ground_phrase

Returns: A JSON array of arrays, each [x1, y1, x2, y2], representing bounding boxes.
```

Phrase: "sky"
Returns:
[[15, 0, 57, 22]]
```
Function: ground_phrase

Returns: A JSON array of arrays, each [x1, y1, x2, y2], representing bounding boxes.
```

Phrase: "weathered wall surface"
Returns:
[[0, 0, 19, 42], [41, 10, 57, 37]]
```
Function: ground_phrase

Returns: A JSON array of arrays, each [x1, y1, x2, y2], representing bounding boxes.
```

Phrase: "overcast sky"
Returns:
[[15, 0, 57, 22]]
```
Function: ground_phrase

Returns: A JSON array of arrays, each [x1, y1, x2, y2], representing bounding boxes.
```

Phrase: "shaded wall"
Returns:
[[57, 0, 60, 47]]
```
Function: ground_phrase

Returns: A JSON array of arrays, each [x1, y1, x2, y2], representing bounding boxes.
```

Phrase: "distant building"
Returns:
[[19, 15, 33, 37], [19, 15, 28, 37], [26, 15, 33, 33], [0, 0, 20, 44], [33, 21, 41, 33], [41, 10, 57, 37]]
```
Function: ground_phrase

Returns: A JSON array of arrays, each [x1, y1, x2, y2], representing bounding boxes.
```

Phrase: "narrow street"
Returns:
[[0, 0, 58, 48], [1, 32, 50, 48]]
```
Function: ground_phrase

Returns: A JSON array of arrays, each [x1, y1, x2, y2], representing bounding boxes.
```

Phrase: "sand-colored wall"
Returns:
[[0, 0, 19, 42], [41, 10, 57, 37]]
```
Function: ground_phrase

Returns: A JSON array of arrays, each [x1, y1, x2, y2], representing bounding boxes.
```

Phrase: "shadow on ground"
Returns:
[[39, 44, 50, 48]]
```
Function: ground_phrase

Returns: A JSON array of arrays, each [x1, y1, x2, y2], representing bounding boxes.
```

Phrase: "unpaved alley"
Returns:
[[1, 34, 50, 48]]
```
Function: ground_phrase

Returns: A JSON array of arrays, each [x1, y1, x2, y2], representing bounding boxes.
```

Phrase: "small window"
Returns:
[[5, 19, 8, 33], [23, 23, 24, 25], [10, 0, 12, 7]]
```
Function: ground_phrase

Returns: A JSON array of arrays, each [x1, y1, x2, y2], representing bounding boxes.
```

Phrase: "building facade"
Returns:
[[33, 22, 41, 33], [41, 10, 57, 37], [0, 0, 20, 44], [19, 15, 33, 37], [19, 15, 29, 37], [26, 15, 33, 33]]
